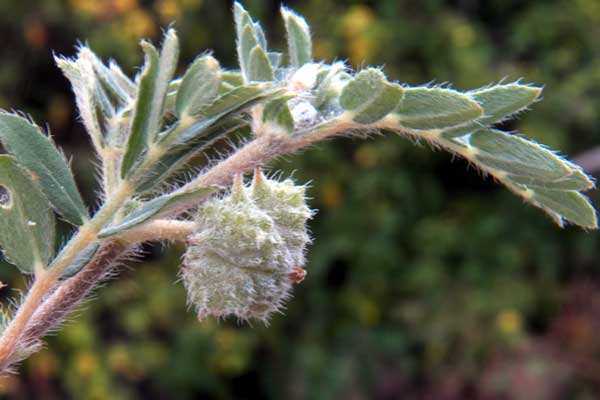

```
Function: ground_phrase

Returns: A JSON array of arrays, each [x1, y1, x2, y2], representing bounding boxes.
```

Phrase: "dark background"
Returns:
[[1, 0, 600, 399]]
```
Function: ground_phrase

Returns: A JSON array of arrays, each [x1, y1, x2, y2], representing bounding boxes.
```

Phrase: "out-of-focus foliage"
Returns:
[[0, 0, 599, 398]]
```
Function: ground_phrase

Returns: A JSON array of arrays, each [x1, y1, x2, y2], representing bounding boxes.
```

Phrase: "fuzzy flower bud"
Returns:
[[181, 169, 313, 323]]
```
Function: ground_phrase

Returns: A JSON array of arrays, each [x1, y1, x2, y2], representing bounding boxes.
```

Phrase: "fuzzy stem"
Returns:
[[20, 240, 128, 346], [117, 219, 195, 243]]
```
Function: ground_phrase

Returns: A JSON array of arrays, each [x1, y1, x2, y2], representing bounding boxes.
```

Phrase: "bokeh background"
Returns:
[[0, 0, 600, 398]]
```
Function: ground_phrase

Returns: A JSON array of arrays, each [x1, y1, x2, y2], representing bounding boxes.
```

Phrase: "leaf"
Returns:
[[176, 55, 222, 118], [314, 62, 346, 108], [162, 83, 278, 146], [0, 155, 55, 273], [81, 48, 132, 107], [469, 83, 542, 125], [531, 188, 597, 229], [222, 72, 244, 87], [149, 29, 179, 142], [395, 87, 483, 129], [0, 113, 89, 225], [61, 242, 99, 279], [138, 120, 245, 193], [98, 186, 219, 238], [247, 46, 274, 82], [440, 84, 543, 139], [121, 42, 159, 177], [340, 69, 403, 124], [508, 169, 594, 191], [262, 96, 295, 133], [121, 30, 179, 177], [199, 83, 280, 120], [238, 23, 260, 82], [469, 129, 572, 180], [55, 54, 104, 151], [108, 60, 137, 98], [233, 2, 252, 37], [281, 7, 312, 68]]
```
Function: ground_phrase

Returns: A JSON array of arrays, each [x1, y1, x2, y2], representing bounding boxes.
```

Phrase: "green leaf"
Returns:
[[233, 2, 252, 37], [121, 30, 179, 177], [82, 47, 132, 107], [199, 83, 280, 119], [139, 120, 245, 193], [121, 42, 160, 177], [470, 83, 542, 125], [99, 186, 220, 238], [0, 155, 55, 273], [437, 84, 542, 139], [161, 83, 278, 146], [61, 242, 99, 279], [55, 54, 104, 150], [247, 46, 274, 82], [314, 62, 346, 108], [0, 113, 88, 225], [340, 69, 403, 124], [238, 24, 259, 82], [175, 55, 222, 117], [507, 169, 594, 191], [263, 96, 295, 133], [469, 129, 572, 180], [532, 188, 597, 229], [149, 29, 179, 142], [222, 72, 244, 87], [281, 7, 312, 68], [396, 87, 483, 129]]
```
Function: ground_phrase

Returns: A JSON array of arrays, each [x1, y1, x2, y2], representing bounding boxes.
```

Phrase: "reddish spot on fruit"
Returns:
[[288, 266, 306, 283]]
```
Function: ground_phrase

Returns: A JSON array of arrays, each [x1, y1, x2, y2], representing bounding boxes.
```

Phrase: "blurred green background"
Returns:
[[0, 0, 600, 398]]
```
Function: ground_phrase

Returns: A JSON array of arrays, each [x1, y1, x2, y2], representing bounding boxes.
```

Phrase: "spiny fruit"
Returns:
[[181, 168, 313, 322]]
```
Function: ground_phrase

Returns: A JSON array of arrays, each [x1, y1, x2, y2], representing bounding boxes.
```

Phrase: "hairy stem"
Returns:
[[118, 219, 195, 243], [21, 240, 129, 345]]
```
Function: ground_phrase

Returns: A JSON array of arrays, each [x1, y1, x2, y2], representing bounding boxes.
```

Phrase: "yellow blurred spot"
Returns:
[[23, 18, 48, 49], [320, 181, 343, 209], [69, 0, 137, 19], [341, 6, 377, 64], [156, 0, 181, 22], [122, 9, 156, 39], [342, 5, 375, 38], [496, 309, 523, 335], [75, 351, 98, 378], [354, 144, 379, 168]]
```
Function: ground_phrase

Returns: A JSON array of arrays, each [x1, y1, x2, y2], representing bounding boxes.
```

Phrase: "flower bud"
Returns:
[[181, 169, 313, 322]]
